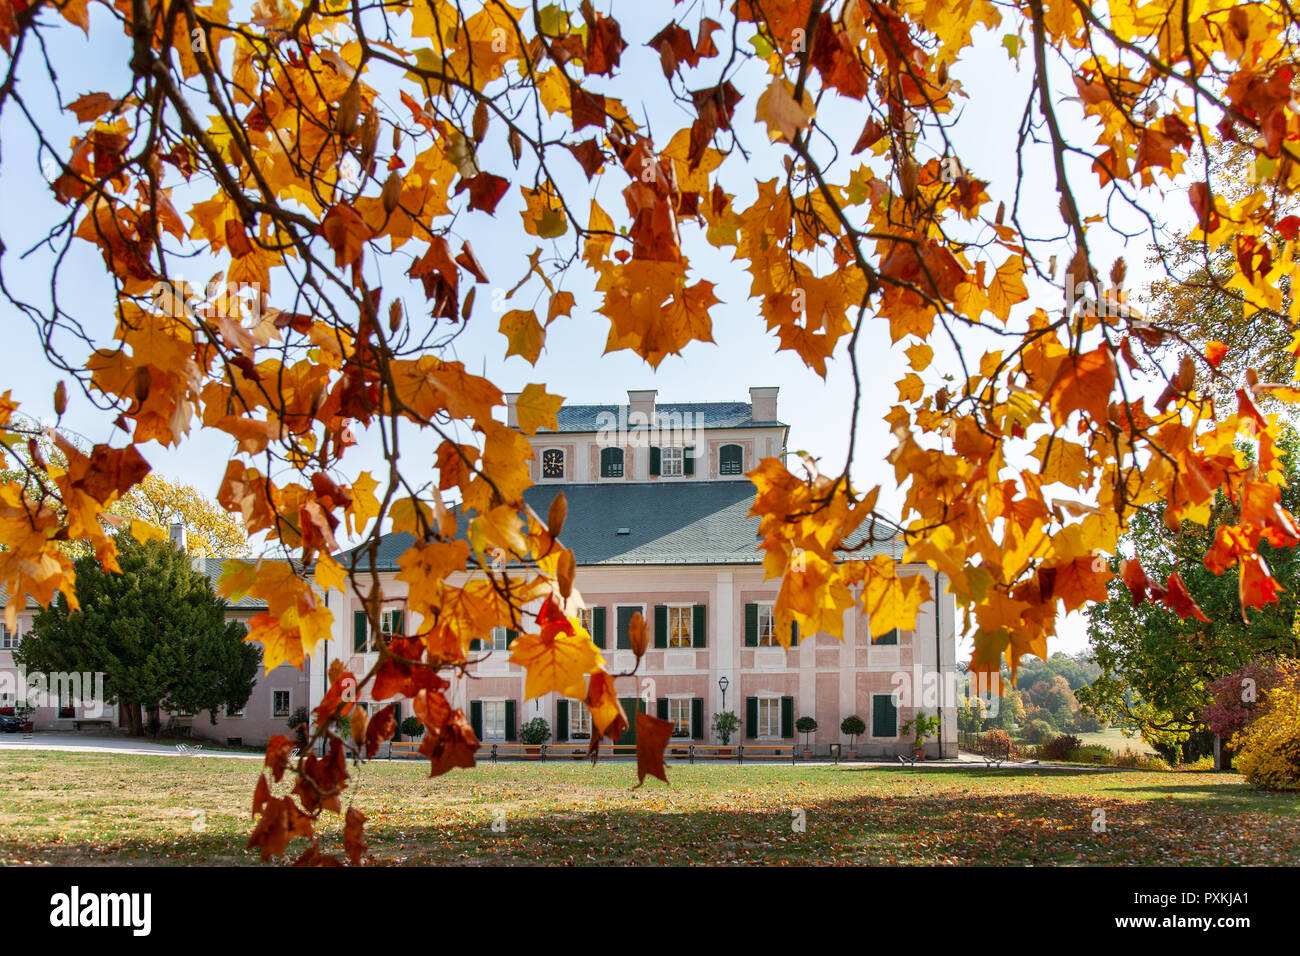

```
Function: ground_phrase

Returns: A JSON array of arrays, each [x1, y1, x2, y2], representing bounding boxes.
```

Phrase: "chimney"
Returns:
[[627, 389, 657, 428], [504, 392, 520, 428], [749, 386, 779, 423], [169, 522, 187, 553]]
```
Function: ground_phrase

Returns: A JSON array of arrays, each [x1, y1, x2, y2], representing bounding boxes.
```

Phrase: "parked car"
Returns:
[[0, 713, 29, 733]]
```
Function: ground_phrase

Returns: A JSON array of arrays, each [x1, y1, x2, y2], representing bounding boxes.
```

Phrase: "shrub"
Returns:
[[1232, 686, 1300, 791], [400, 715, 423, 738], [287, 706, 311, 741], [1065, 744, 1114, 764], [1115, 748, 1169, 771], [1205, 656, 1300, 740], [519, 717, 551, 745], [1041, 733, 1082, 761], [1024, 718, 1054, 744]]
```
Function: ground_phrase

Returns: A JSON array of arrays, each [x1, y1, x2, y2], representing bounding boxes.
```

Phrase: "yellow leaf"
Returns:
[[314, 553, 346, 594], [500, 309, 544, 364], [514, 383, 564, 435]]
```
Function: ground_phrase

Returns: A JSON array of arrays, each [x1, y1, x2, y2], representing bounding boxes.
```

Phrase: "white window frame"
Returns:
[[756, 602, 778, 647], [0, 620, 19, 650], [379, 609, 403, 637], [666, 604, 693, 648], [578, 608, 594, 635], [540, 447, 566, 480], [568, 699, 591, 739], [756, 696, 781, 739], [272, 689, 292, 719], [491, 626, 513, 650], [660, 447, 684, 477], [667, 697, 693, 738], [481, 699, 507, 740], [871, 693, 899, 739]]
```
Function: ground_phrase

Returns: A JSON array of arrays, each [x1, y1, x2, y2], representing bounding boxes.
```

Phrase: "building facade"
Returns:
[[319, 387, 959, 758]]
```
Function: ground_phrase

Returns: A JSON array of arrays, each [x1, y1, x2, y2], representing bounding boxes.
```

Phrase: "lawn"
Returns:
[[1073, 728, 1159, 756], [1, 751, 1296, 866]]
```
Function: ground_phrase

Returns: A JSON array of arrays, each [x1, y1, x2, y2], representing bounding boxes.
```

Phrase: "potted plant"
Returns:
[[400, 715, 424, 739], [519, 716, 550, 758], [901, 712, 941, 760], [287, 706, 311, 748], [712, 711, 740, 756], [841, 715, 866, 759], [795, 716, 818, 759], [15, 702, 34, 734]]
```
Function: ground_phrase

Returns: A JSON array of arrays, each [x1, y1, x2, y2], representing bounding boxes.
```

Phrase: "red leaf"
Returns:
[[1162, 571, 1210, 622], [633, 711, 673, 788]]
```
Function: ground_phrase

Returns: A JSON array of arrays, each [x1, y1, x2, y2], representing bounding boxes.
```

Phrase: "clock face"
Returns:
[[542, 449, 564, 478]]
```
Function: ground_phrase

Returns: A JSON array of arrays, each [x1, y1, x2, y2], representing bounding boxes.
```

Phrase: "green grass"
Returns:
[[1073, 728, 1158, 756], [1, 751, 1296, 866]]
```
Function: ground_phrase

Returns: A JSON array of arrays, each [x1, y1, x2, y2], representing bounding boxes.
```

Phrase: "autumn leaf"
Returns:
[[634, 711, 673, 788], [513, 383, 563, 434]]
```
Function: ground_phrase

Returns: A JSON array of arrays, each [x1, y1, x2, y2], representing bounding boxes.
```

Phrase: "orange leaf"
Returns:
[[634, 711, 673, 788]]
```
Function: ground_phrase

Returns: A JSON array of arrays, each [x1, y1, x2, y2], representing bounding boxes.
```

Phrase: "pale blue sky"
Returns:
[[0, 5, 1190, 657]]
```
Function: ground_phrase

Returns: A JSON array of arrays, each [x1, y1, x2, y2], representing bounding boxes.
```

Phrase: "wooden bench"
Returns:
[[386, 741, 797, 763], [72, 718, 112, 732]]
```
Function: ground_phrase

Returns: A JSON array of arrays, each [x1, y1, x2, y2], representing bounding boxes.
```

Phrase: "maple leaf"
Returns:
[[756, 77, 814, 143], [509, 598, 603, 700], [513, 383, 564, 434], [343, 806, 368, 865], [1045, 345, 1117, 427], [500, 309, 544, 364], [634, 712, 673, 788], [247, 796, 314, 862]]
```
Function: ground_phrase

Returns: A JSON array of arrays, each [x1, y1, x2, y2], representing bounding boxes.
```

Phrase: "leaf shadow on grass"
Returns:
[[8, 784, 1298, 867]]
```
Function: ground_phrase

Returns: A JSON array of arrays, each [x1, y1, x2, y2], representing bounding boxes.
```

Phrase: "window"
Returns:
[[600, 446, 624, 478], [58, 693, 75, 719], [491, 626, 514, 650], [719, 443, 744, 475], [661, 447, 683, 477], [482, 700, 507, 739], [569, 700, 591, 739], [273, 690, 292, 718], [875, 628, 900, 646], [578, 608, 594, 634], [668, 698, 692, 738], [757, 697, 781, 737], [667, 606, 693, 648], [379, 610, 403, 636], [615, 605, 646, 649], [872, 694, 898, 737], [227, 704, 245, 718], [756, 604, 777, 646], [541, 448, 565, 479], [0, 622, 18, 650]]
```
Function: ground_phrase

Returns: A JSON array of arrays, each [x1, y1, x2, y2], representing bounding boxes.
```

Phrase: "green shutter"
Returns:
[[649, 446, 660, 476], [873, 696, 897, 737], [504, 700, 517, 741], [393, 610, 405, 636], [790, 620, 799, 645], [505, 628, 518, 647], [656, 697, 669, 720], [392, 702, 403, 742], [720, 444, 742, 475], [692, 698, 704, 740], [781, 697, 794, 738], [653, 605, 667, 648], [877, 628, 899, 646], [692, 604, 706, 648], [592, 606, 606, 648], [744, 603, 758, 646], [618, 697, 640, 746], [745, 697, 758, 739], [684, 446, 695, 476], [601, 447, 623, 478], [616, 606, 636, 649], [556, 700, 569, 742], [470, 701, 483, 741], [353, 611, 367, 652]]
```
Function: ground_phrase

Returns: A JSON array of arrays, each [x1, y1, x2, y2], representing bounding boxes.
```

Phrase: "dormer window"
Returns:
[[661, 447, 683, 476], [600, 446, 624, 478], [541, 448, 565, 479], [719, 443, 744, 475]]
